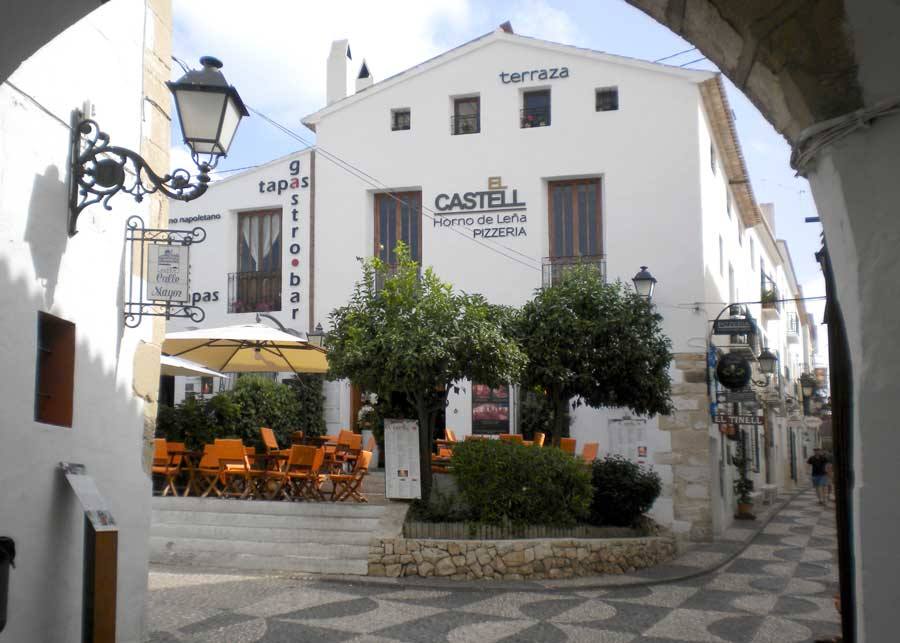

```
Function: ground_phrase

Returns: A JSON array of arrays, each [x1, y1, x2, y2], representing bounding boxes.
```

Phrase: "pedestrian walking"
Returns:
[[807, 448, 830, 504]]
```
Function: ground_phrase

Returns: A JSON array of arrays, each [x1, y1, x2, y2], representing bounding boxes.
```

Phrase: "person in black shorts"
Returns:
[[807, 448, 830, 505]]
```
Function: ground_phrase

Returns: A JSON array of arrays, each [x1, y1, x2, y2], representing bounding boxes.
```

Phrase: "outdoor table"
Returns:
[[168, 450, 203, 496]]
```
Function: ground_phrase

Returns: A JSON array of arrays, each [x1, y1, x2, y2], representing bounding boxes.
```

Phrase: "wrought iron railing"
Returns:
[[450, 113, 480, 135], [520, 106, 551, 128], [228, 271, 282, 313], [760, 273, 781, 312], [542, 255, 606, 288], [787, 311, 800, 335]]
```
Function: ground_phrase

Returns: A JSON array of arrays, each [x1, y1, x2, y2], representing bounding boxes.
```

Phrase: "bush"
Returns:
[[155, 375, 326, 449], [450, 439, 592, 527], [588, 456, 662, 527]]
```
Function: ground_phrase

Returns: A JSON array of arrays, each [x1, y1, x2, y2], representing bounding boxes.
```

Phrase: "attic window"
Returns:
[[595, 87, 618, 112], [392, 108, 411, 131]]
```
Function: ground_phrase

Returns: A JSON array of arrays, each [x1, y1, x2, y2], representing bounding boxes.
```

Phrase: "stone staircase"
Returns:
[[150, 469, 405, 576]]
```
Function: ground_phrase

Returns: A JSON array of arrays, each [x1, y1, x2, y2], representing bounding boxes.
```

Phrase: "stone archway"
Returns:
[[626, 3, 900, 642]]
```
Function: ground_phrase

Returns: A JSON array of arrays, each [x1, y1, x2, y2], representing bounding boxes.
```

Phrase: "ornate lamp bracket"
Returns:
[[68, 119, 214, 236]]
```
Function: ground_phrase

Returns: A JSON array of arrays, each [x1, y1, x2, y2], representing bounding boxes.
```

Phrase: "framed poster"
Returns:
[[384, 419, 421, 499], [147, 244, 190, 302], [471, 383, 509, 435]]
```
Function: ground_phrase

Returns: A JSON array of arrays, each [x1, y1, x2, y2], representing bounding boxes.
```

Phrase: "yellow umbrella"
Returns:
[[162, 323, 328, 374]]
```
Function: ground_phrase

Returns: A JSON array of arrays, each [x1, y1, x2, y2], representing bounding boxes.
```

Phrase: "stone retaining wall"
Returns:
[[368, 537, 676, 580]]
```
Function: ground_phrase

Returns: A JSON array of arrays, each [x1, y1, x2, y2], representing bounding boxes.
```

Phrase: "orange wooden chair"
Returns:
[[560, 437, 577, 455], [580, 442, 599, 462], [260, 427, 280, 453], [337, 432, 363, 470], [152, 438, 181, 496], [265, 445, 308, 500], [533, 431, 546, 447], [194, 443, 223, 497], [216, 439, 261, 499], [283, 445, 326, 501], [330, 450, 372, 502]]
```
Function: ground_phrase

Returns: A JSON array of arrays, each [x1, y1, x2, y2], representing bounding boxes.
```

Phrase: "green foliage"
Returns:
[[155, 375, 326, 450], [518, 386, 570, 440], [284, 374, 327, 437], [588, 456, 662, 527], [450, 439, 592, 527], [408, 487, 473, 523], [732, 434, 754, 504], [517, 266, 674, 442], [326, 244, 526, 497]]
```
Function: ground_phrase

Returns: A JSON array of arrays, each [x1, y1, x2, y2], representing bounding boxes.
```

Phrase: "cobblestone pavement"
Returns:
[[145, 489, 840, 642]]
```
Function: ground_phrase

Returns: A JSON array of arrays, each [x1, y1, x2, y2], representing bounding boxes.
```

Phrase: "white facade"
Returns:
[[0, 1, 164, 640], [170, 28, 817, 540]]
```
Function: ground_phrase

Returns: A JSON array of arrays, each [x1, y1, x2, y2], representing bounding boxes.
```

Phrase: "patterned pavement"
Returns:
[[145, 489, 840, 642]]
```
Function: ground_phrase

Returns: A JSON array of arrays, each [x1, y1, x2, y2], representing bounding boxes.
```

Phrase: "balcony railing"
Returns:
[[450, 113, 480, 135], [228, 271, 282, 313], [520, 106, 551, 128], [542, 255, 606, 288], [760, 273, 781, 315]]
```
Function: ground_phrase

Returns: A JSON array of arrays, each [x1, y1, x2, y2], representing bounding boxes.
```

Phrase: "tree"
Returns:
[[517, 266, 673, 444], [326, 244, 525, 499]]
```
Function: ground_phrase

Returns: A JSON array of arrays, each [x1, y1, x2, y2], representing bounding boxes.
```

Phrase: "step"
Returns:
[[149, 536, 369, 560], [150, 547, 369, 575], [152, 496, 386, 518], [151, 510, 380, 532], [150, 523, 374, 545]]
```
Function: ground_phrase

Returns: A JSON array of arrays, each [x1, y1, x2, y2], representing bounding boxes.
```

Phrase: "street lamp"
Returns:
[[757, 348, 777, 376], [632, 266, 657, 301], [69, 56, 248, 235], [307, 322, 326, 348]]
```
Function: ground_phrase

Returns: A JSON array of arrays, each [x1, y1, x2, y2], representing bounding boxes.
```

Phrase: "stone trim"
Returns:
[[368, 537, 676, 580]]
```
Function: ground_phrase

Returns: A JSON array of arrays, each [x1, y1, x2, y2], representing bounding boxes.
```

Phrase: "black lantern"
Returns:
[[757, 348, 777, 375], [68, 56, 247, 235], [307, 323, 326, 348], [167, 56, 248, 163], [632, 266, 657, 300]]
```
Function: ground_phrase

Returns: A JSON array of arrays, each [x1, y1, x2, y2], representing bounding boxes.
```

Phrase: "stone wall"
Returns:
[[656, 352, 715, 541], [368, 537, 676, 580]]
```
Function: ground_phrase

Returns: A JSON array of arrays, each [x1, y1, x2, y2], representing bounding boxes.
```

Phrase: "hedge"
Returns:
[[587, 455, 662, 527], [450, 439, 592, 527]]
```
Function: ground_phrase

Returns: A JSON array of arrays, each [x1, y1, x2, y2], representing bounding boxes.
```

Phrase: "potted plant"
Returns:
[[761, 288, 777, 308], [732, 440, 755, 519]]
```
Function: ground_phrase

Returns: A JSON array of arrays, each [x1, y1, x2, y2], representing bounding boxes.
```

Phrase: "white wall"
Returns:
[[0, 1, 153, 640]]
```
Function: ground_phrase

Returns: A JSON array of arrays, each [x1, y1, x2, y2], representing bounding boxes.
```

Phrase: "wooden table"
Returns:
[[167, 450, 202, 496]]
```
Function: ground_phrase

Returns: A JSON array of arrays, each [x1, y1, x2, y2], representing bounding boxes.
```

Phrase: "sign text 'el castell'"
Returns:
[[433, 176, 528, 238]]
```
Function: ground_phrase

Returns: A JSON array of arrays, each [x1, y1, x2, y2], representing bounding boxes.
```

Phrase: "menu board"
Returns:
[[471, 383, 509, 435], [384, 419, 421, 499], [608, 418, 649, 465]]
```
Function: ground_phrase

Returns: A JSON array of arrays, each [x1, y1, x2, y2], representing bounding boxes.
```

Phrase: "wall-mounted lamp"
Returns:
[[307, 322, 326, 348], [68, 56, 247, 236]]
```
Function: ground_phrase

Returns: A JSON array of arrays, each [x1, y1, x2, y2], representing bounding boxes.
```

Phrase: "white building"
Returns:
[[170, 25, 817, 541], [0, 0, 171, 640]]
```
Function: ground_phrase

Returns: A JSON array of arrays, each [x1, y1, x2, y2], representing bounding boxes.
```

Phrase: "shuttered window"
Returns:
[[548, 179, 602, 259], [374, 192, 422, 265]]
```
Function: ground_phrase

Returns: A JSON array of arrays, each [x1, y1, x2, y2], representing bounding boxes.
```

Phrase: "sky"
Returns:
[[171, 0, 827, 365]]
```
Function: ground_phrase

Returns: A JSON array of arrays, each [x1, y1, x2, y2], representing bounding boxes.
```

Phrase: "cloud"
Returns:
[[172, 0, 473, 122], [509, 0, 582, 45]]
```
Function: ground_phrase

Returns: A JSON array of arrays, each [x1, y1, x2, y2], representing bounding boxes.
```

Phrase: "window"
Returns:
[[595, 86, 619, 112], [230, 209, 282, 313], [472, 383, 510, 435], [521, 89, 550, 128], [391, 108, 410, 131], [375, 191, 422, 266], [728, 263, 735, 303], [35, 312, 75, 427], [719, 235, 724, 276], [545, 179, 604, 286], [452, 96, 480, 135], [750, 238, 756, 270], [711, 142, 717, 174], [548, 179, 602, 259]]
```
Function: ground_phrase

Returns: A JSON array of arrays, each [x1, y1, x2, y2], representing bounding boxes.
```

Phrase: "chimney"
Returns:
[[759, 202, 776, 234], [355, 59, 373, 92], [327, 39, 351, 105]]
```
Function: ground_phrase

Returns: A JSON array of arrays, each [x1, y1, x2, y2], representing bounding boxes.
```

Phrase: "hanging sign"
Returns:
[[716, 353, 752, 390], [384, 419, 421, 500], [713, 414, 763, 426], [713, 318, 756, 335], [717, 389, 758, 403], [147, 245, 190, 302]]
